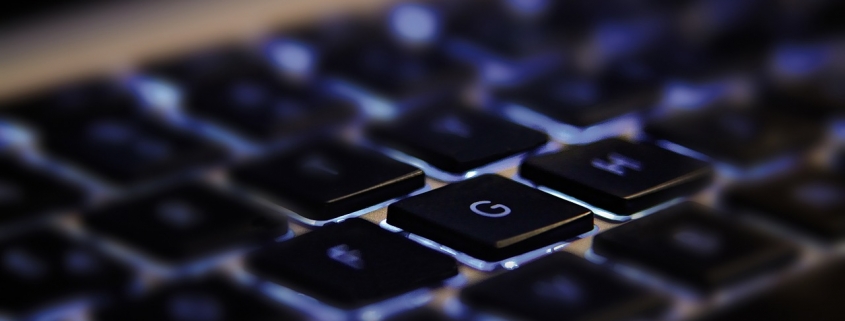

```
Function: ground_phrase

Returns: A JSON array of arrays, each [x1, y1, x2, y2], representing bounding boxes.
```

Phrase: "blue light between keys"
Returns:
[[389, 4, 441, 45]]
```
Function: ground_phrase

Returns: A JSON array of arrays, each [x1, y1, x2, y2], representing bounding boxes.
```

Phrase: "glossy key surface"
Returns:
[[231, 141, 425, 223], [496, 71, 659, 128], [388, 174, 593, 262], [520, 138, 712, 215], [367, 106, 547, 174], [246, 218, 458, 309]]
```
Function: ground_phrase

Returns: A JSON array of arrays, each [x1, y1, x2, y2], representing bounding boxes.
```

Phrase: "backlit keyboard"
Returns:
[[0, 0, 844, 320]]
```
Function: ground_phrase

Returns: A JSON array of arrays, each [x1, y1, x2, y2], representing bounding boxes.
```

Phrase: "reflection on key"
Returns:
[[230, 141, 426, 225], [520, 138, 712, 218], [246, 218, 458, 310], [387, 174, 593, 264], [367, 105, 547, 180]]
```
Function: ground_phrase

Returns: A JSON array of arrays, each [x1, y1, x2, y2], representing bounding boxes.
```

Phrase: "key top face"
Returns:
[[147, 47, 356, 143], [94, 276, 306, 321], [1, 79, 140, 127], [496, 72, 658, 128], [695, 258, 845, 321], [592, 202, 798, 292], [520, 138, 712, 215], [644, 107, 823, 167], [0, 229, 131, 316], [84, 182, 288, 264], [43, 118, 228, 185], [443, 0, 578, 60], [461, 252, 668, 321], [184, 74, 356, 142], [0, 157, 86, 225], [230, 141, 425, 222], [246, 218, 458, 309], [367, 106, 548, 174], [387, 174, 593, 262], [725, 170, 845, 241], [324, 40, 471, 101], [144, 47, 269, 88]]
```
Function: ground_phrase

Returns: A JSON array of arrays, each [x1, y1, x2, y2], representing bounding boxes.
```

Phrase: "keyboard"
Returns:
[[0, 0, 843, 320]]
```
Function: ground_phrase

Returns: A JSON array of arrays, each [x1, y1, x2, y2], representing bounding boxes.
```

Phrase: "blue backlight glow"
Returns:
[[389, 4, 440, 44]]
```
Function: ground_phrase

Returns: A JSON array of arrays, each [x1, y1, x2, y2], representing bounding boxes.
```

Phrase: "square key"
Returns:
[[46, 118, 228, 186], [323, 39, 473, 105], [230, 141, 426, 224], [0, 228, 131, 316], [725, 170, 845, 242], [387, 174, 593, 262], [1, 79, 229, 186], [367, 106, 548, 176], [94, 276, 307, 321], [245, 218, 458, 309], [0, 157, 86, 226], [644, 106, 823, 168], [520, 138, 712, 216], [144, 47, 356, 143], [592, 202, 799, 292], [496, 72, 658, 129], [84, 182, 288, 265], [461, 252, 668, 321]]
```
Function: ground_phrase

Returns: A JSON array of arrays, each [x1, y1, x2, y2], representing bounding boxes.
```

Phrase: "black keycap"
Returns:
[[94, 276, 306, 321], [0, 228, 131, 316], [0, 78, 139, 127], [644, 106, 823, 167], [441, 0, 582, 63], [246, 218, 458, 309], [387, 174, 593, 262], [146, 47, 356, 143], [183, 74, 356, 143], [495, 71, 659, 129], [1, 82, 228, 186], [461, 252, 669, 321], [520, 138, 712, 215], [42, 117, 228, 186], [592, 202, 798, 292], [230, 141, 425, 223], [143, 47, 270, 88], [324, 39, 472, 104], [0, 157, 86, 226], [367, 106, 548, 175], [724, 170, 845, 242], [84, 182, 288, 264], [695, 258, 845, 321]]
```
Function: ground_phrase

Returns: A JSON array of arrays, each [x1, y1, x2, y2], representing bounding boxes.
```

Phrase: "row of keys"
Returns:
[[0, 131, 720, 231], [3, 79, 828, 193], [0, 154, 818, 320]]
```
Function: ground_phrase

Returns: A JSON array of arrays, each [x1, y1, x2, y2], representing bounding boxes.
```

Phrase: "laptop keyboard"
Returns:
[[0, 0, 843, 320]]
